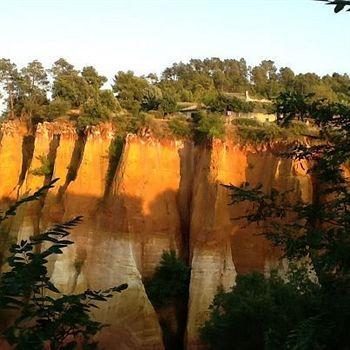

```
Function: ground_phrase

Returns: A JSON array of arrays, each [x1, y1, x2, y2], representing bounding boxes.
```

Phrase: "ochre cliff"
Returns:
[[0, 121, 313, 349]]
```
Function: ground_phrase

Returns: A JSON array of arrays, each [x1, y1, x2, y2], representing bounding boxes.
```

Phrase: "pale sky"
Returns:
[[0, 0, 349, 80]]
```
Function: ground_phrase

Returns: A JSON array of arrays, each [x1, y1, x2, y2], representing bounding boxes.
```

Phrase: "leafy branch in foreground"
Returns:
[[0, 180, 127, 349], [0, 179, 59, 223], [316, 0, 350, 13]]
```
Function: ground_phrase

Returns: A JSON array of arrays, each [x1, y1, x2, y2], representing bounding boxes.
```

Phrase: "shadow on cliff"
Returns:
[[0, 171, 285, 349], [229, 150, 284, 275], [42, 189, 185, 350]]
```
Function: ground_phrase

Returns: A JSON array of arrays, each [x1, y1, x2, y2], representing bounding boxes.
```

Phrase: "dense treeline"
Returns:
[[1, 57, 349, 127]]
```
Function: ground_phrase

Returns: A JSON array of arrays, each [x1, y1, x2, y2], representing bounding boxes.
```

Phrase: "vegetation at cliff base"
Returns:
[[145, 250, 190, 309], [145, 250, 190, 350], [201, 269, 320, 350], [201, 97, 350, 349]]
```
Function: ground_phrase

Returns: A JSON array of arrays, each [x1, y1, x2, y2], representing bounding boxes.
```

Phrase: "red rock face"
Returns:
[[0, 122, 312, 350]]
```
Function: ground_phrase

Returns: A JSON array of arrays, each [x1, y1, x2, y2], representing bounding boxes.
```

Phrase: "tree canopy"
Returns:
[[1, 57, 350, 127]]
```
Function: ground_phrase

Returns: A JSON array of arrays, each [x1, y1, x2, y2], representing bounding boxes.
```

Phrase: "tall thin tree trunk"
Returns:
[[8, 82, 14, 119]]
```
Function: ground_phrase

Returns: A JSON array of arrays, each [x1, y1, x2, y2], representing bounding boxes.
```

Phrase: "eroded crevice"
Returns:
[[102, 135, 125, 202], [44, 134, 61, 185], [31, 134, 61, 235], [17, 135, 36, 191], [0, 129, 4, 147], [145, 141, 198, 350], [177, 141, 195, 265], [57, 130, 87, 202], [17, 121, 39, 192]]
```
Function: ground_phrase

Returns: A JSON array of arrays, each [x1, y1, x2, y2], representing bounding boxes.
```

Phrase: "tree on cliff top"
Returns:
[[201, 97, 350, 349], [112, 71, 149, 115], [0, 180, 127, 349], [0, 58, 19, 119]]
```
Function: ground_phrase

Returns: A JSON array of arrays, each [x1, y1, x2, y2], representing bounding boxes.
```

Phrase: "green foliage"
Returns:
[[99, 89, 120, 113], [233, 118, 314, 145], [233, 119, 284, 144], [126, 111, 153, 133], [30, 155, 52, 177], [45, 97, 71, 120], [159, 93, 178, 114], [112, 71, 149, 115], [52, 73, 89, 109], [250, 60, 279, 98], [0, 180, 128, 349], [81, 66, 107, 90], [0, 58, 18, 118], [193, 112, 225, 142], [144, 250, 190, 309], [78, 98, 104, 127], [232, 117, 261, 128], [16, 60, 49, 120], [207, 94, 254, 114], [141, 85, 163, 111], [201, 269, 320, 350], [50, 59, 118, 126], [274, 91, 314, 126], [168, 115, 191, 138], [2, 57, 350, 127], [78, 91, 119, 128]]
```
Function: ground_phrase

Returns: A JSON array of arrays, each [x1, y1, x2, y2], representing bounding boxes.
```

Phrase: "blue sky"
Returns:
[[0, 0, 349, 80]]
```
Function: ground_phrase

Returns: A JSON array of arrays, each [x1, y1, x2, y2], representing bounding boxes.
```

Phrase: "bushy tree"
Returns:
[[45, 97, 71, 120], [251, 60, 279, 98], [274, 91, 314, 126], [51, 70, 90, 109], [201, 269, 320, 350], [168, 115, 191, 138], [141, 85, 163, 111], [51, 59, 118, 126], [81, 66, 107, 90], [0, 58, 20, 119], [145, 250, 190, 309], [145, 250, 190, 350], [193, 112, 225, 142], [159, 93, 178, 114], [112, 71, 148, 115]]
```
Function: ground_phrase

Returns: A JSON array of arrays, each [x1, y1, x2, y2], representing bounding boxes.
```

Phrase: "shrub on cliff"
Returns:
[[0, 180, 127, 349], [144, 250, 190, 309], [233, 118, 315, 145], [44, 97, 71, 120], [168, 115, 192, 138], [30, 155, 53, 177], [233, 119, 284, 144], [193, 112, 226, 143]]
